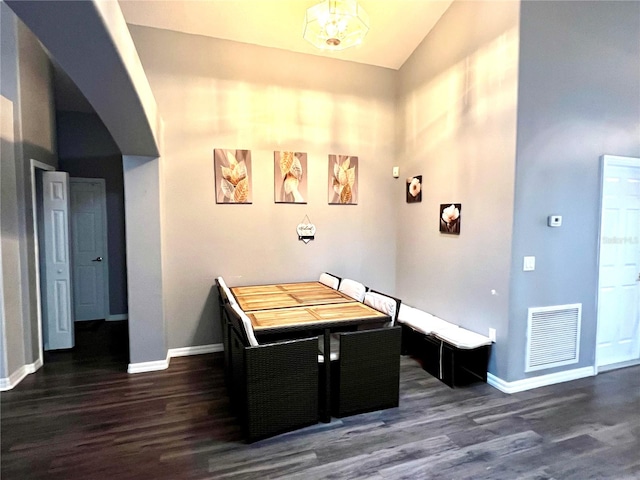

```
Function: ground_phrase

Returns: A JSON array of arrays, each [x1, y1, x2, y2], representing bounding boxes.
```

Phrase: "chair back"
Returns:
[[217, 276, 237, 306], [216, 278, 236, 389], [229, 303, 259, 346], [338, 278, 366, 302], [364, 290, 401, 326], [319, 272, 340, 289], [334, 325, 401, 417]]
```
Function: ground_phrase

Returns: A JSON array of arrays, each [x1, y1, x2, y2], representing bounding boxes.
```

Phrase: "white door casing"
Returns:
[[42, 171, 75, 350], [596, 155, 640, 369], [70, 179, 109, 321]]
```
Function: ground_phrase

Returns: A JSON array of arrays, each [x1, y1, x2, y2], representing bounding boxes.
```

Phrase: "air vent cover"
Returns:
[[525, 303, 581, 372]]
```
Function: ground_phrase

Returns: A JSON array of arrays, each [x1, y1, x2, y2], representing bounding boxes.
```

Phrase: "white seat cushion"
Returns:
[[317, 334, 340, 362], [217, 276, 237, 305], [223, 285, 237, 306], [434, 327, 492, 349], [217, 276, 229, 290], [319, 272, 340, 289], [363, 291, 398, 325], [231, 304, 259, 346], [338, 278, 366, 302], [397, 304, 458, 335]]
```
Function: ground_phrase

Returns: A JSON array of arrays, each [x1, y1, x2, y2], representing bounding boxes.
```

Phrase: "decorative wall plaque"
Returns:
[[297, 215, 316, 243]]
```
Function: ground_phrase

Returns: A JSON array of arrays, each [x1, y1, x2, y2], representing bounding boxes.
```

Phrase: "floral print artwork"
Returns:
[[329, 154, 358, 205], [440, 203, 461, 234], [406, 175, 422, 203], [275, 151, 307, 203], [214, 149, 252, 204]]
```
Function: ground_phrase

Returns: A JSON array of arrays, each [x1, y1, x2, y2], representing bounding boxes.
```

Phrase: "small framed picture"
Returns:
[[274, 151, 307, 203], [440, 203, 461, 234], [214, 149, 252, 204], [406, 175, 422, 203], [329, 154, 358, 205]]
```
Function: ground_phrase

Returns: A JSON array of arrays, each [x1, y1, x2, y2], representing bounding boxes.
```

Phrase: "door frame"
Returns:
[[595, 154, 640, 374], [30, 159, 55, 366], [69, 177, 110, 322]]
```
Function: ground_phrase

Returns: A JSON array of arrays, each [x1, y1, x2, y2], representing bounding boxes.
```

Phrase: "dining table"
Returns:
[[230, 281, 390, 422], [231, 281, 354, 312]]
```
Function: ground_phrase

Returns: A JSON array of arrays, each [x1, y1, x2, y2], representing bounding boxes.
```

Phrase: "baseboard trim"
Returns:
[[127, 353, 170, 374], [0, 357, 43, 392], [107, 314, 128, 321], [597, 358, 640, 373], [127, 343, 223, 374], [169, 343, 223, 357], [487, 366, 596, 394]]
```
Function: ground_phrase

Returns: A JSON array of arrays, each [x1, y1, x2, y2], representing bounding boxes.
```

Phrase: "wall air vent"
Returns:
[[525, 303, 581, 372]]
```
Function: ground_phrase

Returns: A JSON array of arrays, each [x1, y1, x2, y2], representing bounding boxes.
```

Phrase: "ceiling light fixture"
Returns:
[[303, 0, 370, 51]]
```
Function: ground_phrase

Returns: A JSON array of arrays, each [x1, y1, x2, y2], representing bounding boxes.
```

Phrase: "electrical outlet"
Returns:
[[489, 328, 496, 342], [547, 215, 562, 227]]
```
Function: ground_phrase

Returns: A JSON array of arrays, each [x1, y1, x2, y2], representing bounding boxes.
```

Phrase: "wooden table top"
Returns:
[[248, 302, 388, 332], [231, 282, 353, 312], [231, 282, 327, 296]]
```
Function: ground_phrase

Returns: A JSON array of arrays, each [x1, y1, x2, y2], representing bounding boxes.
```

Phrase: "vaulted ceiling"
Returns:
[[118, 0, 453, 70]]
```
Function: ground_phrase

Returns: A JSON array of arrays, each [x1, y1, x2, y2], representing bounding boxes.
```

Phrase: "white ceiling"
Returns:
[[118, 0, 453, 70]]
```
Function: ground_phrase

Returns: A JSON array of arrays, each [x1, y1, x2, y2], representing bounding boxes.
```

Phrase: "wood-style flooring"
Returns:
[[1, 321, 639, 480]]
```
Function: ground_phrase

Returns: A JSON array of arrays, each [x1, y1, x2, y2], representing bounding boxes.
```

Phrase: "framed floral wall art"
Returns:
[[406, 175, 422, 203], [274, 151, 307, 203], [440, 203, 461, 234], [214, 149, 252, 204], [329, 154, 358, 205]]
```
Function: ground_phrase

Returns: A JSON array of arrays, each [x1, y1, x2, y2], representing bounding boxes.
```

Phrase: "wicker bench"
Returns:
[[398, 304, 492, 387]]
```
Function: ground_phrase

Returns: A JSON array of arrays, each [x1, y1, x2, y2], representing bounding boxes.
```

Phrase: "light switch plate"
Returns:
[[523, 256, 536, 271], [392, 166, 399, 178]]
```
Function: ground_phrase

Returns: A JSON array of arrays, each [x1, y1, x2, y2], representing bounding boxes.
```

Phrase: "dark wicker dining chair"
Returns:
[[225, 304, 320, 442], [331, 325, 402, 418], [215, 277, 234, 389]]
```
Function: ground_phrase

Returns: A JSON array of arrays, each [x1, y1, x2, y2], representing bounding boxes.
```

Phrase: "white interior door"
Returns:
[[42, 171, 74, 350], [596, 155, 640, 369], [70, 179, 108, 321]]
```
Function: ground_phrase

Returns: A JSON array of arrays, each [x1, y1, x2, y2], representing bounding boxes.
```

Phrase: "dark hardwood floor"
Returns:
[[2, 322, 639, 479]]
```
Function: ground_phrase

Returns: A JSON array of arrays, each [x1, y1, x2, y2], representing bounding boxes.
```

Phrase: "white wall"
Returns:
[[0, 4, 58, 384], [509, 0, 640, 381], [129, 26, 398, 349], [16, 18, 59, 362], [123, 155, 166, 364], [396, 1, 520, 378], [1, 94, 24, 379]]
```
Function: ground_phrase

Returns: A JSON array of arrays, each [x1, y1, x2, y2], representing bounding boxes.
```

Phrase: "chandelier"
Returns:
[[303, 0, 370, 51]]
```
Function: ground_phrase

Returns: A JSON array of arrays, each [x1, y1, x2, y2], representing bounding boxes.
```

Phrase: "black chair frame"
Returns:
[[331, 325, 402, 418], [225, 304, 319, 442]]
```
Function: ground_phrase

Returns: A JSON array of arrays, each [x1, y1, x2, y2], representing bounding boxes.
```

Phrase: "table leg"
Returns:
[[321, 328, 331, 423]]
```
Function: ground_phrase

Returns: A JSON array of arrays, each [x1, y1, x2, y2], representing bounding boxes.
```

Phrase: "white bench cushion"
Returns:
[[434, 327, 492, 349], [363, 291, 398, 324], [398, 304, 458, 335]]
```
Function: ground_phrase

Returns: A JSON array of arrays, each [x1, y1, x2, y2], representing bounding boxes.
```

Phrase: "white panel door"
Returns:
[[42, 171, 74, 350], [70, 179, 108, 321], [597, 156, 640, 368]]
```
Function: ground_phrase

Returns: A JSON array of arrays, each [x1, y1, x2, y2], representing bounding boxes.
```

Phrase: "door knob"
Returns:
[[92, 257, 103, 262]]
